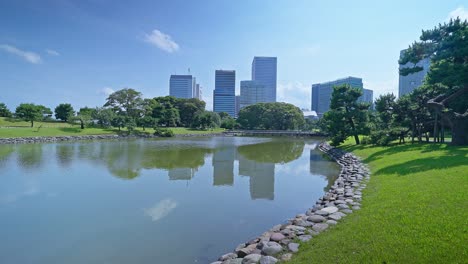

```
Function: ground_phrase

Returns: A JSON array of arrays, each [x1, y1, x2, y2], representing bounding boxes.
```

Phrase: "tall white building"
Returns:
[[252, 56, 277, 102], [239, 80, 267, 109], [194, 83, 203, 101], [169, 75, 195, 99], [213, 70, 236, 117], [398, 49, 430, 97]]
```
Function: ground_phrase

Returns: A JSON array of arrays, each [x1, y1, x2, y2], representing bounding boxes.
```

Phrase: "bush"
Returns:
[[154, 127, 174, 137]]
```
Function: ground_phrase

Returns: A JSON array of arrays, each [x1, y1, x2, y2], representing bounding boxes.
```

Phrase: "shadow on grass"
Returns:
[[342, 142, 468, 176]]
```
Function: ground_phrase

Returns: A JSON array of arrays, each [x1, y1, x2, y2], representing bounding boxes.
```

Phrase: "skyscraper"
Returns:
[[169, 75, 194, 99], [252, 56, 277, 102], [194, 83, 203, 101], [239, 80, 267, 109], [235, 95, 240, 117], [398, 49, 431, 97], [213, 70, 236, 117], [311, 76, 373, 117]]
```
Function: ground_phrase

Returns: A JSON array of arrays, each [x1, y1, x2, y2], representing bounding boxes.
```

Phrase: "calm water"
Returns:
[[0, 137, 339, 264]]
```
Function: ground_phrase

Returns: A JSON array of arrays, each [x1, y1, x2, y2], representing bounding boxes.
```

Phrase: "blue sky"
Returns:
[[1, 0, 467, 111]]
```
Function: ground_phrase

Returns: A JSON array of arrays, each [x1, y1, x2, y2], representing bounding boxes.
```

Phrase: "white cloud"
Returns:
[[144, 29, 180, 53], [46, 49, 60, 56], [277, 81, 311, 109], [447, 6, 468, 21], [98, 87, 115, 96], [0, 44, 42, 64], [143, 198, 178, 222]]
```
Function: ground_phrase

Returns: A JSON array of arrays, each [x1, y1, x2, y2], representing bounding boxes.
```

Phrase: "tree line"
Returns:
[[321, 18, 468, 146], [1, 89, 307, 133]]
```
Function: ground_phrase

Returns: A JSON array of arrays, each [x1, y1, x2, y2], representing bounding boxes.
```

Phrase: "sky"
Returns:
[[1, 0, 467, 112]]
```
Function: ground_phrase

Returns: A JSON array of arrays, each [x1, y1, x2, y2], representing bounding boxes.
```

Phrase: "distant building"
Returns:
[[398, 49, 430, 97], [194, 83, 203, 101], [239, 80, 267, 109], [311, 76, 373, 117], [235, 95, 240, 117], [252, 57, 277, 102], [169, 75, 195, 99], [213, 70, 236, 117], [302, 110, 318, 120]]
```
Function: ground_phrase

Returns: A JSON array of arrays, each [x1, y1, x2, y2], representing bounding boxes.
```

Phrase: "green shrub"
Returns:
[[154, 127, 174, 137]]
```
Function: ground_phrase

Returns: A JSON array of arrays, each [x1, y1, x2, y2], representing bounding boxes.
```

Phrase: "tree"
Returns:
[[70, 107, 94, 129], [0, 103, 12, 117], [321, 85, 370, 146], [399, 18, 468, 145], [104, 88, 143, 120], [237, 102, 305, 130], [93, 107, 115, 128], [15, 103, 43, 127], [54, 103, 75, 121], [191, 111, 221, 130]]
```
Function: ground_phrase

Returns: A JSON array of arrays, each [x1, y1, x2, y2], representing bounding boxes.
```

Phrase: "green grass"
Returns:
[[290, 140, 468, 263], [0, 117, 225, 138]]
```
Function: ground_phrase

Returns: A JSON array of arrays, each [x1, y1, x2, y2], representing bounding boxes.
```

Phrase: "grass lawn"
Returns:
[[289, 140, 468, 263], [0, 117, 225, 138]]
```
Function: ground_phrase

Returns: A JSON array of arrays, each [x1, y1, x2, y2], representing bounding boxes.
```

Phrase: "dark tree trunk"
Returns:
[[433, 113, 439, 143], [30, 120, 34, 127]]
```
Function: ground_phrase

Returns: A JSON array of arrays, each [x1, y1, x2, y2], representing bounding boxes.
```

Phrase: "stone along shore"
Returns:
[[0, 133, 225, 144], [211, 142, 370, 264]]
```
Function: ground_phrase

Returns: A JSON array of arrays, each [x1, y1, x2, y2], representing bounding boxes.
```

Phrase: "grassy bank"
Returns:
[[0, 118, 225, 138], [290, 140, 468, 263]]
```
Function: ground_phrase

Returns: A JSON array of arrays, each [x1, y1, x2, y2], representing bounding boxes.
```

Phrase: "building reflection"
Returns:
[[168, 168, 195, 181], [238, 155, 275, 200], [212, 146, 236, 186]]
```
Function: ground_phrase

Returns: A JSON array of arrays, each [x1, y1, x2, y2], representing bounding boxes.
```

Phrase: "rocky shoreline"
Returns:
[[211, 142, 370, 264], [0, 133, 226, 144]]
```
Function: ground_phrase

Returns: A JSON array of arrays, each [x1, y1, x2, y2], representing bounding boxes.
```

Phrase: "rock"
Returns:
[[224, 258, 243, 264], [288, 243, 299, 252], [335, 212, 346, 217], [328, 213, 342, 221], [270, 224, 282, 232], [270, 233, 285, 242], [307, 215, 326, 223], [261, 241, 283, 256], [293, 219, 313, 227], [280, 253, 293, 262], [341, 209, 353, 214], [297, 235, 312, 242], [352, 205, 361, 210], [314, 210, 329, 216], [337, 203, 349, 209], [219, 253, 238, 261], [321, 206, 338, 214], [236, 244, 257, 257], [260, 256, 278, 264], [326, 220, 338, 225], [210, 262, 222, 264], [284, 225, 306, 232], [242, 254, 262, 264], [312, 223, 329, 232]]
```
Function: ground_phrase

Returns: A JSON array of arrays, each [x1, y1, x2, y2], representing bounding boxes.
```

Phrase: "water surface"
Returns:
[[0, 137, 339, 263]]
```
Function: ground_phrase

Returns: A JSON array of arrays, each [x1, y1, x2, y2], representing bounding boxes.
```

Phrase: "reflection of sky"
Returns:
[[0, 180, 39, 204], [143, 198, 178, 222]]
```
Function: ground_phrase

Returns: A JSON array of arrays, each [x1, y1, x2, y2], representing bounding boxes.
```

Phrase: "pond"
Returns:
[[0, 136, 339, 264]]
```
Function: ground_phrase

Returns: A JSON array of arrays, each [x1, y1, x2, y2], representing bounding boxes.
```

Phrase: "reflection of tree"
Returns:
[[309, 150, 339, 192], [16, 144, 43, 170], [0, 144, 14, 168], [237, 140, 304, 163], [104, 142, 143, 180], [141, 147, 212, 170], [56, 144, 75, 168]]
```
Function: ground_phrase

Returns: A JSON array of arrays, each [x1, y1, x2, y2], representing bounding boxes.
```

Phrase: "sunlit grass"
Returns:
[[290, 139, 468, 263]]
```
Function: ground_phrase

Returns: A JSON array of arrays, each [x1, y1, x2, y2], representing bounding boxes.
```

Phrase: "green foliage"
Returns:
[[237, 102, 305, 130], [191, 111, 221, 130], [93, 107, 115, 128], [153, 127, 174, 137], [220, 116, 236, 129], [15, 103, 45, 127], [54, 103, 75, 121], [321, 85, 370, 146], [104, 88, 143, 119], [0, 103, 12, 117]]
